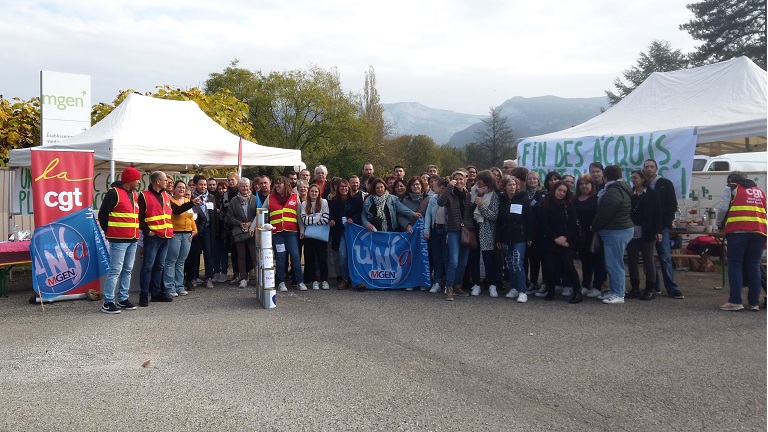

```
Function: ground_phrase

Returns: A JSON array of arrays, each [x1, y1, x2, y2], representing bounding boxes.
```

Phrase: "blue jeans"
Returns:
[[726, 232, 764, 306], [140, 234, 170, 298], [103, 241, 138, 303], [654, 228, 680, 293], [446, 231, 470, 287], [503, 242, 527, 293], [164, 232, 192, 295], [274, 231, 303, 285], [429, 226, 449, 284], [338, 235, 349, 281], [599, 227, 634, 297]]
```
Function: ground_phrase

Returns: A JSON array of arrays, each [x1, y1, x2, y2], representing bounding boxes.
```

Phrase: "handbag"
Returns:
[[460, 224, 478, 249], [588, 232, 602, 253], [231, 226, 251, 243], [304, 223, 330, 242]]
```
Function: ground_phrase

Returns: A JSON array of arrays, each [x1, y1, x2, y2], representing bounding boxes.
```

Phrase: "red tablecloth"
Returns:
[[0, 241, 31, 265]]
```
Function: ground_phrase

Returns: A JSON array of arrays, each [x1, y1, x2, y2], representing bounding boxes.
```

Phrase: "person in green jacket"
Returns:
[[591, 165, 634, 304]]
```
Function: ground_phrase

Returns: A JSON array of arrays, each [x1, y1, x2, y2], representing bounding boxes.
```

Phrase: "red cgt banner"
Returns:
[[31, 149, 94, 227], [30, 149, 97, 300]]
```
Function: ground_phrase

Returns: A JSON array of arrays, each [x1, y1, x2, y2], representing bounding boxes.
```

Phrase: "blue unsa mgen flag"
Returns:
[[344, 219, 430, 289], [30, 208, 110, 300]]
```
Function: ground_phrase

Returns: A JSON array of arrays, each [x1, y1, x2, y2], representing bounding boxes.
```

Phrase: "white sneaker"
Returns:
[[419, 286, 429, 292], [561, 286, 573, 297], [517, 292, 528, 303], [586, 288, 602, 298], [216, 273, 226, 283], [298, 282, 308, 291], [278, 282, 287, 292], [169, 291, 179, 297], [470, 284, 481, 296], [177, 290, 189, 296], [506, 288, 519, 299], [321, 281, 330, 290], [489, 285, 498, 298], [429, 283, 441, 294], [535, 284, 548, 297], [602, 294, 625, 304], [405, 287, 414, 291], [597, 292, 610, 300], [555, 285, 564, 294], [581, 287, 588, 295], [312, 281, 320, 290], [239, 279, 248, 289]]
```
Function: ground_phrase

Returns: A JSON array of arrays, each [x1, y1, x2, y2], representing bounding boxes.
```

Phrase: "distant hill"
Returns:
[[447, 96, 608, 148], [381, 96, 608, 147], [382, 102, 485, 145]]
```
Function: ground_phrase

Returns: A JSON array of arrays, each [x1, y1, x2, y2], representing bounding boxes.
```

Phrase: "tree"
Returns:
[[680, 0, 766, 69], [206, 64, 375, 176], [605, 40, 689, 106], [362, 66, 388, 145], [0, 97, 40, 165], [470, 106, 516, 169]]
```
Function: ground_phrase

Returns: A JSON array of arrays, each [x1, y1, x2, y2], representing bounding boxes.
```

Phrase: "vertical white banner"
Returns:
[[40, 71, 91, 145]]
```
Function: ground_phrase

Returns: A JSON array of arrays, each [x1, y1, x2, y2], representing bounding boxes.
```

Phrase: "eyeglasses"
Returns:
[[527, 177, 538, 181]]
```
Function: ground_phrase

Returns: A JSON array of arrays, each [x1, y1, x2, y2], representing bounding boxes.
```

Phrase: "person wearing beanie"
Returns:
[[96, 166, 143, 314]]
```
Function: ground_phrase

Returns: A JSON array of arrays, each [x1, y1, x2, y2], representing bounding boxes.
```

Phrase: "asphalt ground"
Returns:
[[1, 267, 765, 432]]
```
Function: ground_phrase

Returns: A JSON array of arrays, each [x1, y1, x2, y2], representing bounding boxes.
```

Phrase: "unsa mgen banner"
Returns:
[[30, 149, 99, 300], [517, 128, 697, 199], [344, 219, 430, 289]]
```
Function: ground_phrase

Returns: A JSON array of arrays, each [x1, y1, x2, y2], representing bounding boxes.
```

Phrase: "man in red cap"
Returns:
[[97, 166, 142, 314]]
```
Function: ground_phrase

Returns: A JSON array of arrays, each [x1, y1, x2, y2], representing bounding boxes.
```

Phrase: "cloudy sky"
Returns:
[[1, 0, 699, 114]]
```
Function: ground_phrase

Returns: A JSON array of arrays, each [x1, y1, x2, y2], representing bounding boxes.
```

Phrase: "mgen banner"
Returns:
[[344, 219, 430, 289], [30, 208, 110, 300]]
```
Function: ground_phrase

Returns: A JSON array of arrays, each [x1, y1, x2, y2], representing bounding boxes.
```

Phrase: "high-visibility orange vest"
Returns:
[[106, 187, 139, 239], [141, 190, 174, 238], [725, 183, 767, 235], [268, 193, 299, 233]]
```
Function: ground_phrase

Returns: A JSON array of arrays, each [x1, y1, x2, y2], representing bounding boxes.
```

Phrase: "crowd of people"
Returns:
[[96, 158, 766, 314]]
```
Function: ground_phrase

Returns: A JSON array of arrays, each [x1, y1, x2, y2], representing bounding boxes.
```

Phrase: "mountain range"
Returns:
[[382, 95, 608, 148]]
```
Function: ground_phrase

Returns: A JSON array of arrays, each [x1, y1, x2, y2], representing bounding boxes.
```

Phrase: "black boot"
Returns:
[[569, 286, 583, 304], [627, 279, 640, 299], [640, 281, 656, 301], [544, 283, 555, 301]]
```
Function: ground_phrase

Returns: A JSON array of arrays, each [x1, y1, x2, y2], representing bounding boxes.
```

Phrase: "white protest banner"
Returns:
[[517, 128, 697, 199], [40, 71, 91, 145]]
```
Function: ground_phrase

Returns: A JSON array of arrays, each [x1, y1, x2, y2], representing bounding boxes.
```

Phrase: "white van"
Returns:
[[697, 151, 766, 172]]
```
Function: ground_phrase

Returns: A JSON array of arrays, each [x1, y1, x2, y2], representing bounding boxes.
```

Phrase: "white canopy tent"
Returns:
[[519, 56, 767, 156], [8, 93, 303, 172]]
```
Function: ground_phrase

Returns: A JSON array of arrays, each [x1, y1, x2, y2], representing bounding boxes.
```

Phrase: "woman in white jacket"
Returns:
[[300, 184, 331, 290]]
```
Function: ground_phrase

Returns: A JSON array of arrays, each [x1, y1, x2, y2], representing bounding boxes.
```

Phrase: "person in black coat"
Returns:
[[627, 169, 662, 300], [496, 176, 534, 302], [537, 181, 582, 303], [329, 179, 364, 289]]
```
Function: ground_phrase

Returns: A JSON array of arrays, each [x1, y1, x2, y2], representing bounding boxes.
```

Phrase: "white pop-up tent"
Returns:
[[8, 93, 303, 172], [519, 56, 767, 155]]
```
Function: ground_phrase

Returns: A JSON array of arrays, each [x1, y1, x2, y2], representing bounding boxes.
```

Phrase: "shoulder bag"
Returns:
[[460, 223, 478, 250]]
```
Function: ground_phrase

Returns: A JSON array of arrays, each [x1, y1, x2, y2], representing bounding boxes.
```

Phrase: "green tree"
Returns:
[[0, 97, 40, 165], [605, 40, 689, 106], [680, 0, 766, 69], [470, 106, 516, 169], [206, 63, 375, 176], [434, 145, 468, 176], [382, 135, 439, 178]]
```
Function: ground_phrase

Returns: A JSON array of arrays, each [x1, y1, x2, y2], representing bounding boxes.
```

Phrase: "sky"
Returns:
[[0, 0, 699, 115]]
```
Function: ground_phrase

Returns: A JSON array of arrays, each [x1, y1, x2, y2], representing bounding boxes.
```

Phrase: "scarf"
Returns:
[[192, 189, 209, 225], [372, 191, 390, 232]]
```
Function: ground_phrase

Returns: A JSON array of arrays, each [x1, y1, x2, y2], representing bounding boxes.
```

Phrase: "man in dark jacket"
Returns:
[[644, 159, 685, 299]]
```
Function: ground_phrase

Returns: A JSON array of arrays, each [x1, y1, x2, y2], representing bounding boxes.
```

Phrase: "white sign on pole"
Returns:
[[40, 71, 92, 145]]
